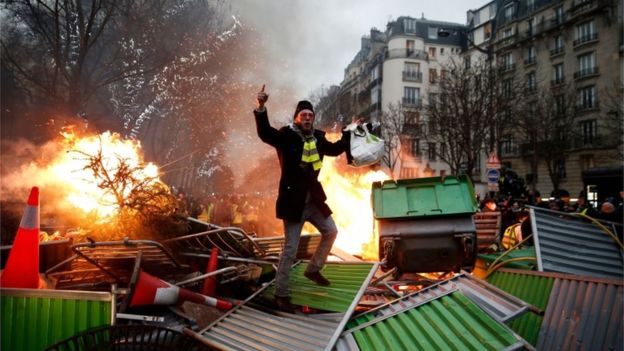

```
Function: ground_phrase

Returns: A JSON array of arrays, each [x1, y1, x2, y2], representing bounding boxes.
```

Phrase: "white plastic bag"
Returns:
[[344, 123, 385, 167]]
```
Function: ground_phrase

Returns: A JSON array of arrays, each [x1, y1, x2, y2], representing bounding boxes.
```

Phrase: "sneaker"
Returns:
[[274, 296, 297, 313], [304, 271, 330, 286]]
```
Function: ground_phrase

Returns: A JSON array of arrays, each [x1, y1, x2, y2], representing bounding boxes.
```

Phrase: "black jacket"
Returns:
[[254, 108, 347, 221]]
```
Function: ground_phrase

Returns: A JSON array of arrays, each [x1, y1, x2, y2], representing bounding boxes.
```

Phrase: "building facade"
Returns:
[[492, 0, 622, 199]]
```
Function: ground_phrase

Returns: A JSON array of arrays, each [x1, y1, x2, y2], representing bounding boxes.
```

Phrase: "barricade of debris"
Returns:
[[1, 184, 622, 350]]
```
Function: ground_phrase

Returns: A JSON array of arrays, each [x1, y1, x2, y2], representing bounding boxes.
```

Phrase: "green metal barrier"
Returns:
[[1, 288, 114, 351]]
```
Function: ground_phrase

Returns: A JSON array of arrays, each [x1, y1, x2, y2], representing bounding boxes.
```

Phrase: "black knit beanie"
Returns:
[[293, 100, 314, 119]]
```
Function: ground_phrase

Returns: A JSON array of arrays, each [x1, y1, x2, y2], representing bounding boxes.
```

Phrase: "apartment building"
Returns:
[[337, 17, 465, 179], [492, 0, 622, 198]]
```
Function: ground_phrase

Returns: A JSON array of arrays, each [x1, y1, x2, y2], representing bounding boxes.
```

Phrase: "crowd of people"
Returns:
[[174, 191, 283, 237], [478, 189, 623, 251]]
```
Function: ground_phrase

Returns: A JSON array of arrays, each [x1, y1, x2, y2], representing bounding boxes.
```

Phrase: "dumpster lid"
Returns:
[[372, 175, 478, 219]]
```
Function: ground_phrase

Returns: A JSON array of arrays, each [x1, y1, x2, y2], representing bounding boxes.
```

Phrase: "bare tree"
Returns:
[[516, 84, 578, 192], [379, 102, 409, 175], [425, 58, 490, 180], [424, 57, 527, 181], [2, 0, 258, 195], [601, 82, 624, 161], [1, 0, 181, 115]]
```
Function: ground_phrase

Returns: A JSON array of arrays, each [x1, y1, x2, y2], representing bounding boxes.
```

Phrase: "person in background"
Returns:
[[574, 192, 597, 218], [481, 198, 498, 212], [501, 210, 531, 250], [534, 191, 550, 209], [253, 85, 349, 312]]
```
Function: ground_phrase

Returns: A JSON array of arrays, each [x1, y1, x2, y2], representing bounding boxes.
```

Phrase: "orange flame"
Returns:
[[315, 156, 389, 260], [49, 130, 161, 220]]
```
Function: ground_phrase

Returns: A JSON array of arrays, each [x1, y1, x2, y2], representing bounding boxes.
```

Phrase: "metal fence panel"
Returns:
[[530, 207, 623, 279], [1, 288, 114, 351], [343, 291, 524, 351]]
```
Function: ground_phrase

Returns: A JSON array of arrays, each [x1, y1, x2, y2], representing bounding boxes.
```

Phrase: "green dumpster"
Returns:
[[372, 175, 479, 273]]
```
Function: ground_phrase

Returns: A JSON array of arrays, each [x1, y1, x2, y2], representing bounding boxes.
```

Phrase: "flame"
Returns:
[[48, 129, 162, 220], [315, 156, 388, 260]]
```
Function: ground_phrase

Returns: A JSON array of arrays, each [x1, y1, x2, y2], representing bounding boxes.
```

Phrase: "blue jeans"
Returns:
[[274, 201, 338, 297]]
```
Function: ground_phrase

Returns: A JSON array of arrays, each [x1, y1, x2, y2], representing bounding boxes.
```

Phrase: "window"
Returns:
[[484, 22, 492, 39], [577, 85, 596, 109], [527, 18, 535, 36], [428, 47, 437, 58], [575, 20, 596, 45], [501, 52, 514, 71], [503, 28, 513, 39], [371, 86, 380, 104], [473, 11, 481, 25], [527, 0, 535, 11], [502, 78, 513, 98], [429, 68, 438, 83], [525, 46, 536, 64], [413, 139, 421, 156], [580, 155, 595, 171], [428, 143, 437, 161], [580, 119, 597, 145], [576, 52, 596, 78], [551, 35, 564, 55], [371, 65, 380, 80], [553, 6, 564, 24], [501, 135, 514, 155], [428, 26, 438, 39], [440, 48, 445, 55], [526, 71, 536, 91], [404, 87, 420, 106], [504, 4, 514, 21], [404, 18, 417, 33], [440, 143, 447, 157], [406, 40, 415, 54], [403, 62, 421, 81], [553, 63, 564, 85]]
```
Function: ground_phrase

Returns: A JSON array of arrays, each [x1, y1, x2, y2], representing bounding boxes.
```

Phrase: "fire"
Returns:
[[316, 156, 389, 260], [48, 129, 161, 220]]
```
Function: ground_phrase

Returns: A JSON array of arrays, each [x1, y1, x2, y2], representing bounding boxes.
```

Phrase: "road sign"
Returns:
[[486, 152, 501, 169], [486, 168, 500, 184]]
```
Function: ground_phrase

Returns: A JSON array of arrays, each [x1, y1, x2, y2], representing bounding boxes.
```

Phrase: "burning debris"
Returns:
[[1, 130, 621, 350]]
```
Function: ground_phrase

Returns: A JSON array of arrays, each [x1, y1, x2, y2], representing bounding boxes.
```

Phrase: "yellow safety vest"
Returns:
[[302, 140, 322, 170], [501, 223, 522, 250]]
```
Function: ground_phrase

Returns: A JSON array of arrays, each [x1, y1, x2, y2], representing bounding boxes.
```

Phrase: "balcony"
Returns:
[[550, 77, 565, 87], [524, 57, 536, 66], [574, 67, 599, 80], [573, 33, 599, 48], [499, 63, 516, 73], [569, 0, 610, 18], [576, 100, 600, 112], [573, 135, 606, 149], [550, 15, 565, 27], [525, 85, 538, 94], [386, 49, 428, 61], [402, 97, 422, 109], [403, 123, 423, 137], [402, 71, 423, 83], [497, 33, 518, 48], [550, 46, 565, 57]]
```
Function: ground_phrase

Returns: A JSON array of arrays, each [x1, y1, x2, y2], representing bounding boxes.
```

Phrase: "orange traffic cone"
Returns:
[[1, 187, 41, 289], [129, 270, 232, 310], [201, 247, 219, 296]]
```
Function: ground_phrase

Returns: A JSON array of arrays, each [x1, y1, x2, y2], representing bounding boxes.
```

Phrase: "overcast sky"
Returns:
[[231, 0, 488, 98]]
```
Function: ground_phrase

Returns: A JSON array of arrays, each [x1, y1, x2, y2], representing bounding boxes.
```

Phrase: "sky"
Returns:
[[231, 0, 488, 98]]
